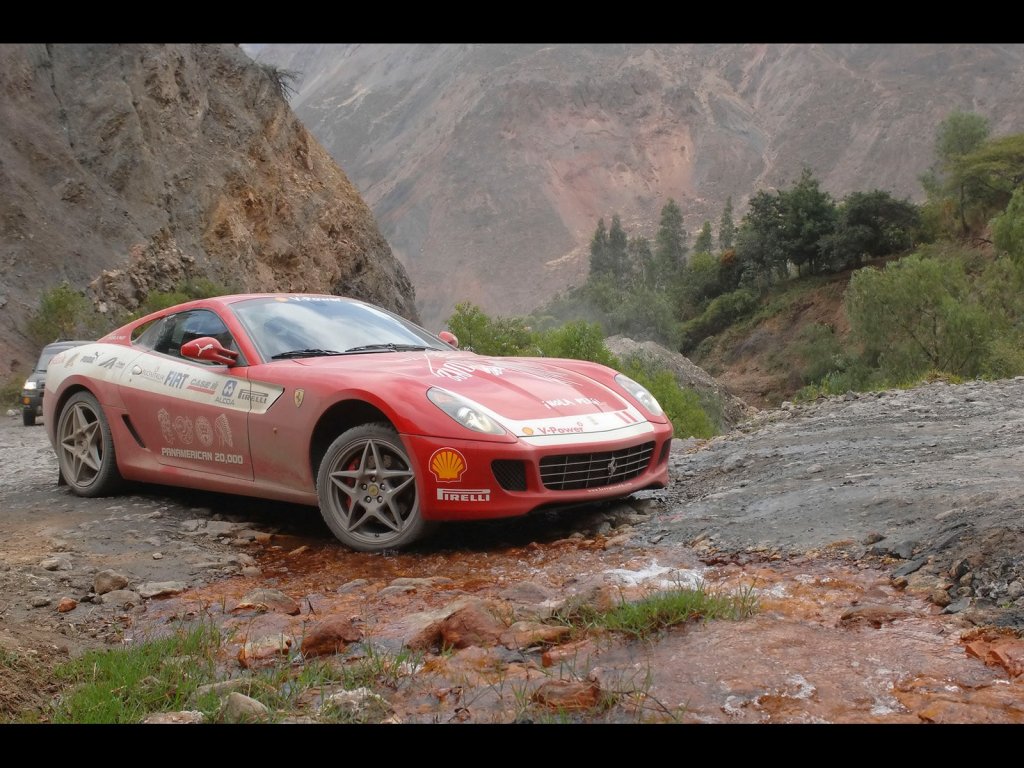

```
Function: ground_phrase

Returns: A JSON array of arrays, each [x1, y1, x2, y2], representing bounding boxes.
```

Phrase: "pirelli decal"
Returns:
[[123, 358, 284, 414]]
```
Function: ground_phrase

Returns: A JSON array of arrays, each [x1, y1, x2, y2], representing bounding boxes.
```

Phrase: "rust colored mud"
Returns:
[[130, 532, 1024, 724]]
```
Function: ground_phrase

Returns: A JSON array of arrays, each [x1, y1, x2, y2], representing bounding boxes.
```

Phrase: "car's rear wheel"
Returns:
[[316, 422, 431, 552], [22, 408, 35, 427], [56, 391, 123, 497]]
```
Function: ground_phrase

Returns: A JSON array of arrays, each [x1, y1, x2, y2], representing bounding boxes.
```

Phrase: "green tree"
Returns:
[[845, 250, 992, 380], [992, 184, 1024, 266], [654, 199, 687, 291], [718, 197, 736, 251], [735, 189, 787, 288], [780, 168, 837, 276], [921, 111, 991, 236], [825, 190, 920, 270], [589, 218, 612, 278], [607, 214, 630, 280], [627, 235, 656, 289], [693, 220, 713, 254], [948, 133, 1024, 232]]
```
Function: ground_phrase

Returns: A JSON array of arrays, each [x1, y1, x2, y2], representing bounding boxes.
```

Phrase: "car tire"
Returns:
[[56, 390, 123, 497], [22, 408, 35, 427], [316, 422, 432, 552]]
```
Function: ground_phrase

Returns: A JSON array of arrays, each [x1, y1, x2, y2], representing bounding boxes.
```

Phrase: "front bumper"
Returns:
[[406, 423, 673, 522], [21, 392, 42, 415]]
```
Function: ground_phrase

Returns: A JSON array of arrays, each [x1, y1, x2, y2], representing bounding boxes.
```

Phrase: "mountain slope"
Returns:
[[0, 44, 417, 381], [248, 43, 1024, 330]]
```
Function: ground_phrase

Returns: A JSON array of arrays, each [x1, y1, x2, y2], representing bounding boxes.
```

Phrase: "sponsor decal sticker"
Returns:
[[522, 426, 534, 435], [195, 416, 213, 447], [294, 388, 304, 408], [437, 488, 491, 502], [160, 447, 244, 465], [64, 352, 80, 368], [163, 370, 188, 389], [187, 377, 218, 395], [97, 356, 119, 369], [429, 448, 467, 482]]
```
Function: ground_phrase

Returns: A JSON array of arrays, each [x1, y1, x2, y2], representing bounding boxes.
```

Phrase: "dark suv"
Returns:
[[21, 340, 91, 426]]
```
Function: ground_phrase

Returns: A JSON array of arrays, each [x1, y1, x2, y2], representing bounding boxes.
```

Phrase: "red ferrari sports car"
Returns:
[[44, 293, 673, 552]]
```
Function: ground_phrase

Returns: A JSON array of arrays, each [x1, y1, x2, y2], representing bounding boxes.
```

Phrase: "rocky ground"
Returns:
[[1, 376, 1023, 723]]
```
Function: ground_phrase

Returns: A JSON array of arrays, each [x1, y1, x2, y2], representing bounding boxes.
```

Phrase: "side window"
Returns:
[[143, 310, 237, 363]]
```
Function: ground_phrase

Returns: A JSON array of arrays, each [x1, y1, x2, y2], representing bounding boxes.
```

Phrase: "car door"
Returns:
[[116, 309, 255, 481]]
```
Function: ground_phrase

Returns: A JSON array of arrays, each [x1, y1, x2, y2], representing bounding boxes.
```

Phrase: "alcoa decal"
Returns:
[[429, 448, 467, 482], [122, 356, 284, 415]]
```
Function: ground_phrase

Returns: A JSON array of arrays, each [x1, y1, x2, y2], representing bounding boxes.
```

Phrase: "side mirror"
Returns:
[[181, 336, 239, 366], [438, 330, 459, 348]]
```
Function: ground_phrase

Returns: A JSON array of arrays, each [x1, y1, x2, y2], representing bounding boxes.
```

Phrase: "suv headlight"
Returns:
[[427, 387, 507, 435], [614, 373, 664, 417], [23, 380, 38, 391]]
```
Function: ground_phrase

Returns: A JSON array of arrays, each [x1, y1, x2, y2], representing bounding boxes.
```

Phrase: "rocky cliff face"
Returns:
[[0, 43, 417, 381], [248, 43, 1024, 330]]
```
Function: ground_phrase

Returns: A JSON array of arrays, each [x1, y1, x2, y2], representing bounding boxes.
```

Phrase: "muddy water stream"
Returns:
[[129, 525, 1024, 724]]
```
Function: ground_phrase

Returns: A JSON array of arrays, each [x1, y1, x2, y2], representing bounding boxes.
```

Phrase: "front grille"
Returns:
[[539, 441, 655, 491], [492, 459, 528, 491]]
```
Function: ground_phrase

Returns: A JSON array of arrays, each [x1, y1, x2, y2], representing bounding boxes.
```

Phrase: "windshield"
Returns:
[[230, 296, 451, 362]]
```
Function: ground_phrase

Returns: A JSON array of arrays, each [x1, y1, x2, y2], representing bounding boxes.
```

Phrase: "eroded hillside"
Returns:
[[0, 44, 417, 382]]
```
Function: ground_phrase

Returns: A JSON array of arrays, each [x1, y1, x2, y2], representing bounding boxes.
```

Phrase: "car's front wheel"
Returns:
[[56, 391, 123, 497], [316, 422, 431, 552]]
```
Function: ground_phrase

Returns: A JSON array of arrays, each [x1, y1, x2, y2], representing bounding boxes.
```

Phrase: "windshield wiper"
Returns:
[[271, 348, 347, 359], [344, 343, 432, 353]]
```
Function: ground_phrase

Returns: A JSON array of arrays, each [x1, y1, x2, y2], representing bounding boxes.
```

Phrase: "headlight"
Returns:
[[614, 373, 664, 417], [427, 387, 507, 435], [23, 380, 38, 391]]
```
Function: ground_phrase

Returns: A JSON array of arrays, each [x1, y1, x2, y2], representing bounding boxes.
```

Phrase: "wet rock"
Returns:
[[542, 639, 600, 668], [287, 545, 309, 556], [891, 558, 926, 579], [232, 588, 301, 615], [189, 678, 275, 706], [57, 597, 77, 613], [320, 688, 392, 721], [337, 578, 369, 594], [397, 596, 487, 650], [531, 679, 602, 710], [501, 621, 571, 650], [497, 581, 554, 603], [143, 711, 206, 724], [137, 581, 187, 599], [962, 628, 1024, 678], [439, 600, 508, 649], [100, 589, 141, 608], [942, 597, 973, 615], [238, 634, 293, 668], [929, 586, 953, 607], [30, 596, 51, 608], [219, 692, 270, 723], [838, 603, 913, 628], [301, 616, 364, 658], [40, 555, 73, 571]]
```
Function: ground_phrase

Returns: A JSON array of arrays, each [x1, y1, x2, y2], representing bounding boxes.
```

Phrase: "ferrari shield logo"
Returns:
[[293, 388, 305, 408]]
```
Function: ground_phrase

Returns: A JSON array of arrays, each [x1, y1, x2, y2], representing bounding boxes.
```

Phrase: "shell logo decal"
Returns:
[[429, 448, 467, 482]]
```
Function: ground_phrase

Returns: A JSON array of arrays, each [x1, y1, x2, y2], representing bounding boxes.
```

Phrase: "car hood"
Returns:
[[290, 350, 649, 436]]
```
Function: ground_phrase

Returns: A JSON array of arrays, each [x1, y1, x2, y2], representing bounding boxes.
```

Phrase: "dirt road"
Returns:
[[1, 377, 1023, 723]]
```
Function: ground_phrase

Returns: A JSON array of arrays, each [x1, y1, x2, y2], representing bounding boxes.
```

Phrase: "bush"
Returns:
[[619, 352, 715, 439], [26, 282, 107, 345], [679, 289, 757, 353]]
